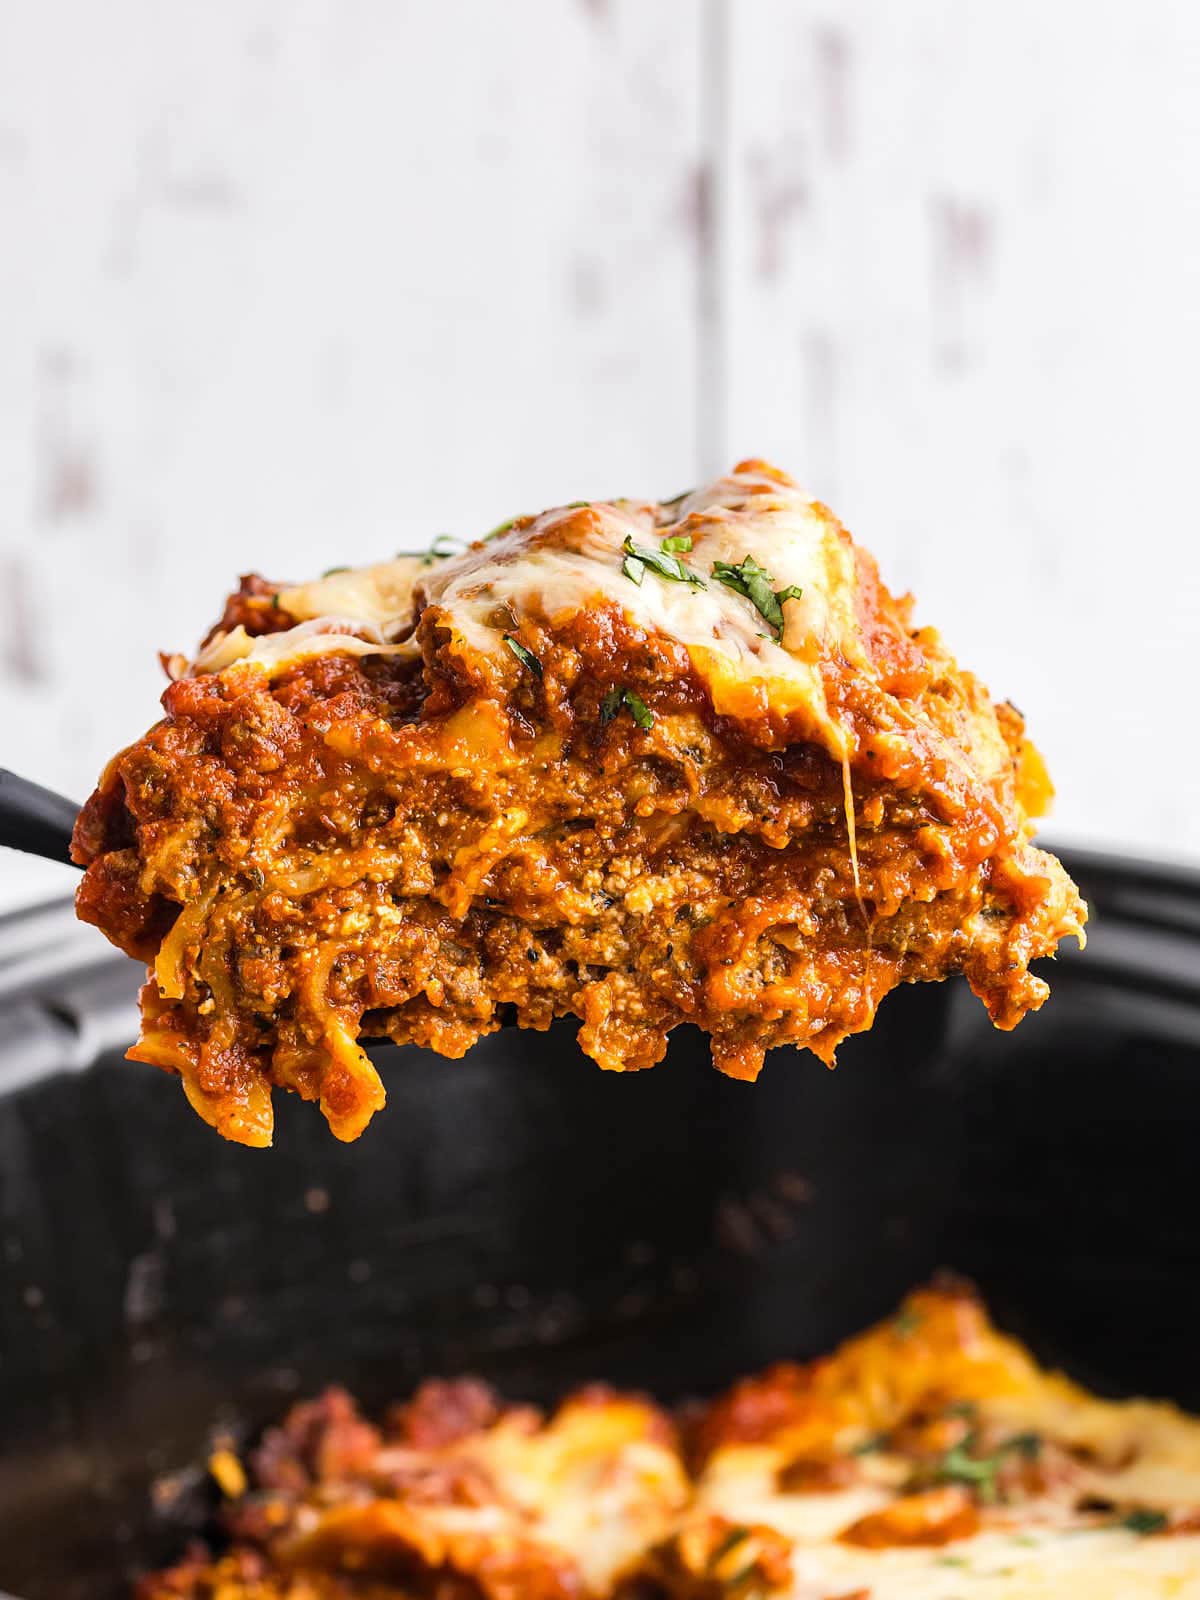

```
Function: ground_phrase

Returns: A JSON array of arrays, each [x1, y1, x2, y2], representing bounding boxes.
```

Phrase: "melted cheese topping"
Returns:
[[694, 1289, 1200, 1599], [142, 1291, 1197, 1599], [475, 1397, 691, 1591], [280, 1393, 689, 1595], [784, 1527, 1200, 1598], [189, 464, 866, 754], [191, 557, 429, 675], [278, 557, 430, 635], [699, 1448, 1200, 1598]]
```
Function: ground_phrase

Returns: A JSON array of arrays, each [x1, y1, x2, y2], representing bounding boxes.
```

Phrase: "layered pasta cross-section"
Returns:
[[73, 461, 1085, 1144]]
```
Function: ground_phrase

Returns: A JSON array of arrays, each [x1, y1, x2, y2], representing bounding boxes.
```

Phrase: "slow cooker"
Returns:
[[0, 847, 1196, 1599]]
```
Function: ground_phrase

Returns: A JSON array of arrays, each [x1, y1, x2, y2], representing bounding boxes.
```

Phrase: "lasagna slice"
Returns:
[[73, 460, 1086, 1145], [673, 1282, 1200, 1598], [139, 1380, 690, 1600], [138, 1288, 1200, 1600]]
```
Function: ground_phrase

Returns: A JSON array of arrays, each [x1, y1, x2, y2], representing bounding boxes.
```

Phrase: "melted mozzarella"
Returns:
[[697, 1443, 898, 1543], [697, 1473, 1200, 1599], [785, 1528, 1200, 1599], [192, 616, 416, 676], [191, 557, 428, 676], [701, 1443, 1200, 1600], [421, 475, 864, 749], [464, 1397, 691, 1593], [699, 1367, 1200, 1600], [276, 556, 429, 637], [983, 1383, 1200, 1513], [286, 1395, 689, 1597], [188, 467, 866, 751]]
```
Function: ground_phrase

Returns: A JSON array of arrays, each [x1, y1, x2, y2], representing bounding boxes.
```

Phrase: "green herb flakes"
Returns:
[[502, 635, 543, 678], [930, 1431, 1044, 1506], [393, 531, 470, 565], [1121, 1509, 1168, 1535], [600, 687, 654, 730], [936, 1443, 1003, 1503], [621, 534, 705, 588], [1008, 1432, 1043, 1461], [423, 532, 467, 564], [622, 551, 645, 586], [706, 1526, 750, 1569], [711, 554, 803, 637], [851, 1433, 887, 1456], [660, 487, 694, 511]]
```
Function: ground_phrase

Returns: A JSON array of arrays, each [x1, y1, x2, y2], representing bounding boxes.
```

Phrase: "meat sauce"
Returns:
[[72, 465, 1085, 1145]]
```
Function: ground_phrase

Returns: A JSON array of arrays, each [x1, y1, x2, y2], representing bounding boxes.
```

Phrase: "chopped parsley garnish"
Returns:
[[502, 635, 543, 678], [851, 1433, 888, 1456], [659, 532, 693, 554], [936, 1443, 1002, 1501], [600, 687, 654, 730], [930, 1432, 1043, 1505], [711, 554, 803, 637], [623, 690, 653, 729], [892, 1307, 922, 1337], [321, 564, 351, 576], [393, 532, 470, 565], [1121, 1508, 1168, 1535], [621, 534, 705, 588], [1006, 1432, 1044, 1460], [424, 532, 467, 564], [706, 1526, 750, 1569]]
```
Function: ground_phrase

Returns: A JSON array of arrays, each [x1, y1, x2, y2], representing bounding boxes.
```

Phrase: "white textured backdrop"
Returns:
[[2, 0, 1198, 910]]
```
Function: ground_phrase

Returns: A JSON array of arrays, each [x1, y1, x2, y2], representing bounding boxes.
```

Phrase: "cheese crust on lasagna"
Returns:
[[138, 1284, 1200, 1599], [73, 461, 1085, 1145]]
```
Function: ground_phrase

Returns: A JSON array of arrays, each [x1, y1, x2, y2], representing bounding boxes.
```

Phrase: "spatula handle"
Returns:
[[0, 768, 81, 866]]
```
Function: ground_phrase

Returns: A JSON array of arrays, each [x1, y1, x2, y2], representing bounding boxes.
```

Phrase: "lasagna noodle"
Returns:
[[137, 1287, 1200, 1599], [73, 460, 1087, 1144]]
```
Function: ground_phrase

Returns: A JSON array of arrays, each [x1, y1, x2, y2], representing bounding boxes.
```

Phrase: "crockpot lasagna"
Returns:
[[73, 461, 1085, 1145], [139, 1283, 1200, 1599]]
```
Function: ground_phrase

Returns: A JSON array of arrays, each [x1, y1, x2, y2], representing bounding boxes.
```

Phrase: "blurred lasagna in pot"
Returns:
[[72, 461, 1085, 1145], [140, 1284, 1200, 1599]]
